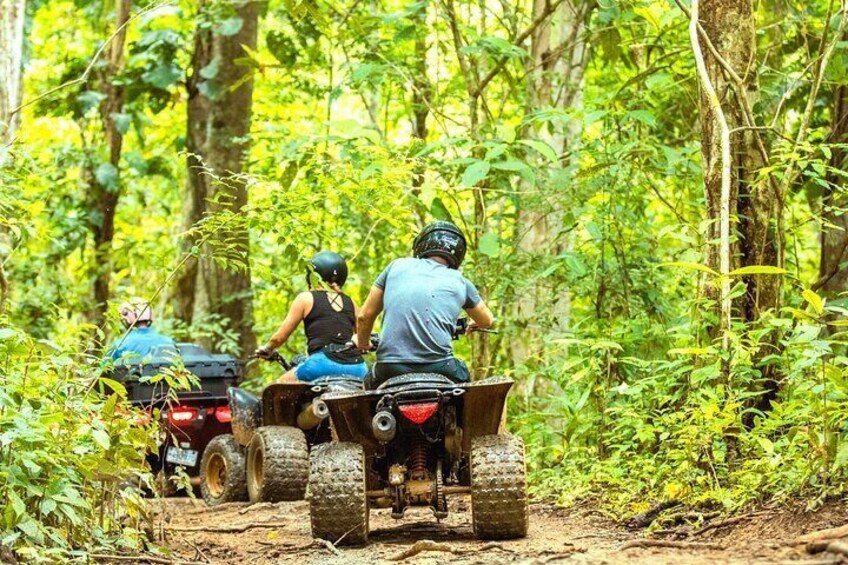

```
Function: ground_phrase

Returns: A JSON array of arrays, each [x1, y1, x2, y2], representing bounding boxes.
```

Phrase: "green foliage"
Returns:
[[0, 322, 156, 561], [4, 0, 848, 556]]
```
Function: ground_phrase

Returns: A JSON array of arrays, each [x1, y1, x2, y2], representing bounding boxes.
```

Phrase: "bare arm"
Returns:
[[264, 292, 311, 350], [356, 286, 384, 351], [465, 300, 495, 330]]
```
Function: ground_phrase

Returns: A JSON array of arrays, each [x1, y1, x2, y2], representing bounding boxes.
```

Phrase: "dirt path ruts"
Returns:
[[152, 496, 848, 564]]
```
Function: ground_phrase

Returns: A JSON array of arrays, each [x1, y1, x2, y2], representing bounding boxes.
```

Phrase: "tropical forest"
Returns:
[[2, 0, 848, 562]]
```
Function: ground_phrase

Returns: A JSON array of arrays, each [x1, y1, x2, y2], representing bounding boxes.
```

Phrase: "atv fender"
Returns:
[[229, 387, 261, 447], [458, 377, 513, 451], [260, 382, 314, 427]]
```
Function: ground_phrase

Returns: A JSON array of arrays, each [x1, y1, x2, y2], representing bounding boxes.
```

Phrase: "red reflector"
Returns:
[[168, 406, 197, 425], [214, 406, 232, 423], [398, 402, 439, 425]]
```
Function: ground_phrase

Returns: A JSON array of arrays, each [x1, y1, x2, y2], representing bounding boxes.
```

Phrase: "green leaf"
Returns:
[[626, 109, 657, 127], [660, 261, 719, 277], [461, 161, 490, 187], [216, 17, 243, 36], [803, 288, 825, 315], [76, 90, 106, 114], [199, 56, 221, 80], [95, 163, 119, 191], [112, 113, 131, 135], [198, 80, 224, 101], [141, 64, 181, 89], [518, 139, 559, 163], [727, 265, 786, 276], [429, 197, 453, 222], [91, 429, 111, 450], [667, 347, 712, 356], [492, 160, 531, 173], [478, 233, 500, 257]]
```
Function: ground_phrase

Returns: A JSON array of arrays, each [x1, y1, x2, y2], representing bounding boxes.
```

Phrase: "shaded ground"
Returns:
[[144, 496, 848, 564]]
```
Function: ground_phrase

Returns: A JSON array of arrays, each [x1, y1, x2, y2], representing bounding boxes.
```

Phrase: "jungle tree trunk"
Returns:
[[0, 0, 25, 143], [409, 1, 430, 227], [818, 84, 848, 294], [697, 0, 777, 318], [696, 0, 781, 419], [86, 0, 130, 330], [175, 0, 259, 356], [0, 0, 26, 315], [511, 0, 593, 363]]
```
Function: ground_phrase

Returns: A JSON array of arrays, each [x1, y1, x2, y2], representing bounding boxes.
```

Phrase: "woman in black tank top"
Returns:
[[255, 252, 368, 382]]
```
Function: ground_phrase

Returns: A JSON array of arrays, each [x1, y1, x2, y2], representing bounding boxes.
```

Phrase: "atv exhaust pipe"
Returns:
[[372, 410, 397, 443], [297, 398, 330, 430]]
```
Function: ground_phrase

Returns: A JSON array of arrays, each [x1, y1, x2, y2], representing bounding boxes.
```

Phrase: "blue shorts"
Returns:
[[294, 351, 368, 382]]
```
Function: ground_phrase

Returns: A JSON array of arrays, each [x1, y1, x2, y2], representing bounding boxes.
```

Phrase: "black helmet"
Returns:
[[310, 251, 348, 286], [413, 221, 467, 269]]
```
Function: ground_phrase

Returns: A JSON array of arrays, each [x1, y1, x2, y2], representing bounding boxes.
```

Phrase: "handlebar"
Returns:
[[453, 318, 497, 340], [251, 350, 295, 370]]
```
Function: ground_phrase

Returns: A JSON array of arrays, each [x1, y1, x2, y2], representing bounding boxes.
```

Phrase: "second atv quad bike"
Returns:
[[309, 323, 527, 545], [200, 351, 362, 506]]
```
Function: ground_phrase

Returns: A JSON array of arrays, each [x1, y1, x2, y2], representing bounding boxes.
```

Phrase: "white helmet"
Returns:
[[119, 298, 153, 328]]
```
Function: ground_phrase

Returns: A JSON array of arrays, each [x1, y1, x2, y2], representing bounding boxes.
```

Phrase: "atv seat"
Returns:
[[377, 373, 458, 390], [309, 375, 363, 392]]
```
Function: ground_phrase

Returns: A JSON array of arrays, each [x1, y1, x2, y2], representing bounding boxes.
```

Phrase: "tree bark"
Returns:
[[819, 83, 848, 294], [696, 0, 782, 422], [86, 0, 130, 330], [698, 0, 777, 319], [409, 1, 430, 227], [175, 0, 259, 356], [0, 0, 25, 143], [0, 0, 26, 316]]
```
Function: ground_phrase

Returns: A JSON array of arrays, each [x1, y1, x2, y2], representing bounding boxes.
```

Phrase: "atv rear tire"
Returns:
[[309, 442, 368, 545], [470, 434, 529, 539], [200, 434, 248, 506], [246, 426, 308, 502]]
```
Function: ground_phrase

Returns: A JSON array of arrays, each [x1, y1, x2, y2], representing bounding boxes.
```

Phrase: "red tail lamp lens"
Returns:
[[168, 406, 198, 425], [398, 402, 439, 425], [214, 406, 232, 423]]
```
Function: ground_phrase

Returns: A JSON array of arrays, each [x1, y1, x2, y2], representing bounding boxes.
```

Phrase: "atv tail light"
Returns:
[[398, 402, 439, 425], [168, 406, 198, 425], [214, 406, 232, 423]]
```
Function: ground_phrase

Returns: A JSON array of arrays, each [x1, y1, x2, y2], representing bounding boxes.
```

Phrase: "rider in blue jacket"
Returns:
[[105, 298, 175, 364]]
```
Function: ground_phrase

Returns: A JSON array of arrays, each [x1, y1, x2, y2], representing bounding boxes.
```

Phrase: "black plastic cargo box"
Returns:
[[108, 343, 243, 406]]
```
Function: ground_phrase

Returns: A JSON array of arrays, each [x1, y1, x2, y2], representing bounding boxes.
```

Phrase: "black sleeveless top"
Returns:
[[303, 291, 356, 354]]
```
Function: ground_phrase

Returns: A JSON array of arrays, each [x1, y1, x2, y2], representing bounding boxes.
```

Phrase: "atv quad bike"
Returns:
[[200, 351, 363, 506], [309, 322, 528, 545]]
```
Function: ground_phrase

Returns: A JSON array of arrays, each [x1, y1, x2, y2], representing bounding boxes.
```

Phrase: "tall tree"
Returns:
[[0, 0, 26, 315], [175, 0, 259, 355], [818, 82, 848, 294], [0, 0, 25, 143], [695, 0, 777, 323], [85, 0, 131, 330], [693, 0, 788, 424]]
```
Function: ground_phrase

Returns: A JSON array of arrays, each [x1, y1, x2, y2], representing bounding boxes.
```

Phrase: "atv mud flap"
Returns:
[[458, 377, 513, 451], [260, 382, 314, 427], [229, 387, 261, 446]]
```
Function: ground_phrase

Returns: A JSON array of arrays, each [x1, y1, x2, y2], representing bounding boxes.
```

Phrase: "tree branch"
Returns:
[[471, 0, 569, 99]]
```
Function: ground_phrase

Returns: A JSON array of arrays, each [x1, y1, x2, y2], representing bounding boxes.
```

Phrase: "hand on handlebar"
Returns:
[[351, 334, 378, 353], [253, 346, 275, 360]]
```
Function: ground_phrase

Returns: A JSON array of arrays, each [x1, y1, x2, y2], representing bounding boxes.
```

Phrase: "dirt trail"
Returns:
[[150, 496, 848, 564]]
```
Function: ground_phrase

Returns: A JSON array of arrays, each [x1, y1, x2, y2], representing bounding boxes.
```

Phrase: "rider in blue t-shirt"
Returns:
[[105, 298, 175, 364]]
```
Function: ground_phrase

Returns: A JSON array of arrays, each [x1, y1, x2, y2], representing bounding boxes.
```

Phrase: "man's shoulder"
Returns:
[[383, 257, 416, 275]]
